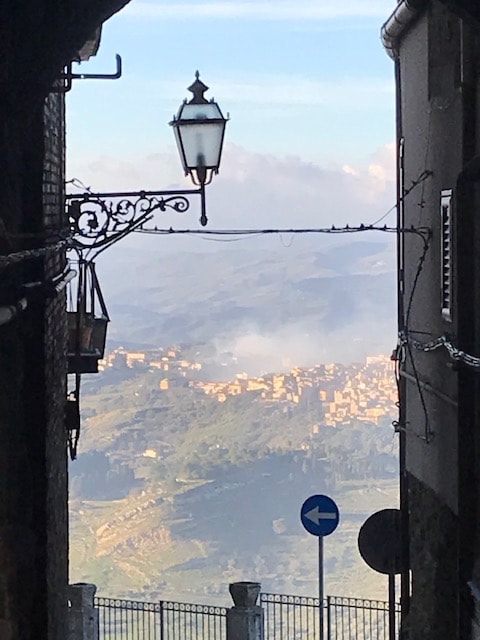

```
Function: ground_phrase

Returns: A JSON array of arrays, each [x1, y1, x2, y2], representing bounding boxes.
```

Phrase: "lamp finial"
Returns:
[[187, 71, 209, 104]]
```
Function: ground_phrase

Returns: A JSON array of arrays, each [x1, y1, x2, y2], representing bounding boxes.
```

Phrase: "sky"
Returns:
[[66, 0, 398, 236]]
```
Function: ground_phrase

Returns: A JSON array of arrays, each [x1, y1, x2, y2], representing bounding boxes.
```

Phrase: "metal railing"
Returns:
[[160, 601, 226, 640], [261, 593, 400, 640], [96, 598, 162, 640], [327, 596, 400, 640], [261, 593, 319, 639], [95, 597, 226, 640], [96, 592, 399, 640]]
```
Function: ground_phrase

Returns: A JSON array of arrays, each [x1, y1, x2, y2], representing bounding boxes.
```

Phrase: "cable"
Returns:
[[404, 232, 431, 330], [367, 170, 432, 227], [65, 166, 432, 234], [393, 111, 434, 442], [0, 239, 71, 270], [133, 224, 430, 240]]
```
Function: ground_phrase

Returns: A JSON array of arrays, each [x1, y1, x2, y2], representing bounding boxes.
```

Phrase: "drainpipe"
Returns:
[[394, 56, 411, 634], [381, 0, 428, 60]]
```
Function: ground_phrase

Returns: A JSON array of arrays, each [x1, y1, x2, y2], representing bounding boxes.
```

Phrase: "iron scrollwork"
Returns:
[[67, 189, 201, 252]]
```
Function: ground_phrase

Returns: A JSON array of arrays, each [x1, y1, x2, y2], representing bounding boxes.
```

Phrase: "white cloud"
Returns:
[[121, 1, 395, 22], [216, 321, 396, 371], [67, 141, 396, 232]]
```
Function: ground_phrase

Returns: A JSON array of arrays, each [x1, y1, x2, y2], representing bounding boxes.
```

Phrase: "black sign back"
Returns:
[[358, 508, 401, 575]]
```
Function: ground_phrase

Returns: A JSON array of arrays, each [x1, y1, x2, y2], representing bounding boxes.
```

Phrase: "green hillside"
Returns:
[[70, 362, 398, 604]]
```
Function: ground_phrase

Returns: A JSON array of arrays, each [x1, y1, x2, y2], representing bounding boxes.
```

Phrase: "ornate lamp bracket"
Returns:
[[67, 184, 206, 255]]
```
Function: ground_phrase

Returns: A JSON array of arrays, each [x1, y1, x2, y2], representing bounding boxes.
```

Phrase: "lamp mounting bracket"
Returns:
[[55, 54, 122, 93], [66, 184, 207, 256]]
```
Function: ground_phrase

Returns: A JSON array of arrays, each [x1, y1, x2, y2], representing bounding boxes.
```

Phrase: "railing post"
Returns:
[[160, 600, 164, 640], [227, 582, 264, 640], [68, 583, 99, 640], [326, 596, 331, 640]]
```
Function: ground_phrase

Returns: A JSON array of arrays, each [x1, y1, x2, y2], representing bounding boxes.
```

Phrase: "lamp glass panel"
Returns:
[[179, 102, 223, 120], [178, 121, 225, 169], [173, 126, 188, 174]]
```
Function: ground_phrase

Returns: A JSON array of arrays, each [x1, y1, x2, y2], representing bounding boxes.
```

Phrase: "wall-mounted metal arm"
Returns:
[[67, 185, 206, 255], [58, 54, 123, 93], [69, 53, 122, 80]]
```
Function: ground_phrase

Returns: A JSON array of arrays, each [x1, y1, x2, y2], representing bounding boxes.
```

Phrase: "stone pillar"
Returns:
[[68, 583, 99, 640], [227, 582, 264, 640]]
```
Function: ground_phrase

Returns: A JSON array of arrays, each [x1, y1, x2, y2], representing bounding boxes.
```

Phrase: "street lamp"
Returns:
[[65, 72, 228, 381], [171, 75, 227, 184], [170, 72, 228, 226], [67, 72, 228, 252]]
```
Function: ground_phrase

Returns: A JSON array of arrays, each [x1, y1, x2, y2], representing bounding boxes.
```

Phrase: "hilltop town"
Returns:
[[98, 347, 397, 428], [73, 344, 399, 604]]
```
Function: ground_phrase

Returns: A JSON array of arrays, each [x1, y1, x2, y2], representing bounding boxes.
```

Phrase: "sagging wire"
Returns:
[[392, 238, 434, 442], [391, 229, 434, 442], [64, 167, 433, 245], [0, 169, 433, 285], [134, 224, 430, 240], [66, 177, 92, 192], [368, 169, 432, 227], [392, 107, 434, 443], [0, 239, 72, 270]]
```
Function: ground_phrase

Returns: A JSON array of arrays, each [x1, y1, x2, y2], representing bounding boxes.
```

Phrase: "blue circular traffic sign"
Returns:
[[300, 494, 339, 537]]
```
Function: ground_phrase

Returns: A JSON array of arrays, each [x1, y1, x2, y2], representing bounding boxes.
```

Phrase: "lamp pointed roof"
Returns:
[[187, 71, 209, 104]]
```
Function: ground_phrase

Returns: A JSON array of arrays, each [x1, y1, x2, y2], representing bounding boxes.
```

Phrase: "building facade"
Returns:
[[383, 1, 480, 638], [0, 2, 129, 638]]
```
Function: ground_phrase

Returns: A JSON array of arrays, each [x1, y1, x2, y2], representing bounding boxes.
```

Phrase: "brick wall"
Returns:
[[0, 3, 132, 638], [0, 92, 68, 640], [43, 91, 69, 640]]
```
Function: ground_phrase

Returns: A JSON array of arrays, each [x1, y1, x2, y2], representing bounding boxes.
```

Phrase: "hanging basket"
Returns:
[[67, 262, 109, 374]]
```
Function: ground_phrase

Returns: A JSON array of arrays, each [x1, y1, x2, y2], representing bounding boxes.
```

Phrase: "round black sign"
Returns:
[[358, 508, 401, 575]]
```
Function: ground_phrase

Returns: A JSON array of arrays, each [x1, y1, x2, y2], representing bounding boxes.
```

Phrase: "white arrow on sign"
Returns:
[[305, 506, 337, 526]]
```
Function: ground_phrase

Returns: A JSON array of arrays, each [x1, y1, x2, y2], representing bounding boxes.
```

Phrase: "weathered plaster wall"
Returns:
[[394, 1, 480, 638]]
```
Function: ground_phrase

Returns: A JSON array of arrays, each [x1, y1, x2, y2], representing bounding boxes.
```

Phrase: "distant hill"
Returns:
[[69, 239, 399, 603], [70, 363, 398, 604], [95, 240, 396, 367]]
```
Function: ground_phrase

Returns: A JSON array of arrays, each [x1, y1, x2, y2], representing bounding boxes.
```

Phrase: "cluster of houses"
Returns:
[[98, 347, 202, 373], [190, 355, 396, 426], [100, 347, 397, 427]]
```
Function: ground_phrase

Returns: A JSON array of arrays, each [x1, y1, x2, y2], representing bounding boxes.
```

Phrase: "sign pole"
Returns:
[[319, 535, 324, 640], [388, 573, 395, 640], [300, 494, 340, 640]]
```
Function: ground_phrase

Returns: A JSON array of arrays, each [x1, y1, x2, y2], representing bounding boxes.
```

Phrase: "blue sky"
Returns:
[[67, 0, 398, 231]]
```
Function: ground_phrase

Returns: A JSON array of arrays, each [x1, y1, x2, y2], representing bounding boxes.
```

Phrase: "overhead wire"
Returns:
[[396, 108, 434, 443]]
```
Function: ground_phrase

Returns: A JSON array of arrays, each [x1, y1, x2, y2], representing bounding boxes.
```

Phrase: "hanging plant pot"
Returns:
[[67, 262, 109, 374]]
